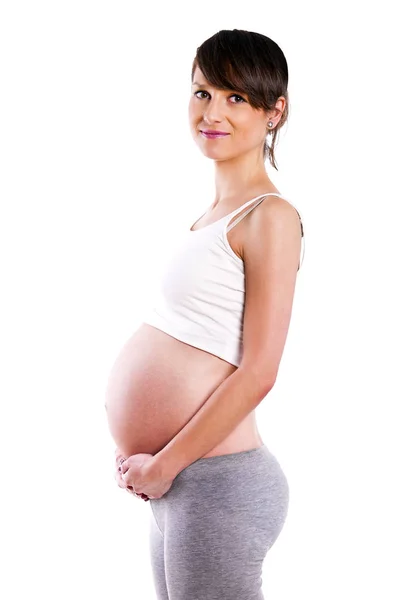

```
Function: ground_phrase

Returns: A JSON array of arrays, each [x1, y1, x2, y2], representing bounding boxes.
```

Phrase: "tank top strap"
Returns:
[[227, 192, 304, 238], [226, 193, 273, 224], [226, 192, 305, 271], [226, 193, 282, 232]]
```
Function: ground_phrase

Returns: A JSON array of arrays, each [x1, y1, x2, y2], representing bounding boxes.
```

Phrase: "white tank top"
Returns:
[[142, 193, 305, 367]]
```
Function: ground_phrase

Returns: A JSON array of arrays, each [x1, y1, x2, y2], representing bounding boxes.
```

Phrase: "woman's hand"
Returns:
[[114, 448, 149, 501], [120, 452, 175, 500]]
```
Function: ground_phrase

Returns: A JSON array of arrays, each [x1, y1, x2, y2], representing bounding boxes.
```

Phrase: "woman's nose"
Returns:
[[202, 98, 225, 124]]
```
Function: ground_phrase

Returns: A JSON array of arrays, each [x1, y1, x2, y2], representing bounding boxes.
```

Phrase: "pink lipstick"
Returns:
[[200, 130, 230, 139]]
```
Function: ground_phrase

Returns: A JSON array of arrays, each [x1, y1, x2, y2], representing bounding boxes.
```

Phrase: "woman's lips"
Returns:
[[200, 131, 230, 139]]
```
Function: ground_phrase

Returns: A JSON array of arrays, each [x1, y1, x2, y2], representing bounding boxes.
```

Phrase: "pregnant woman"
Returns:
[[105, 28, 305, 600]]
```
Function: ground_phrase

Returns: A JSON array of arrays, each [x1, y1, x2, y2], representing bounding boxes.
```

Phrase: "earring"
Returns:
[[267, 120, 274, 128]]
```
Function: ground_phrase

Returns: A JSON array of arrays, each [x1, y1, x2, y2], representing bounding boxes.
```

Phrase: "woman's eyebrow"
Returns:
[[191, 82, 242, 94], [191, 82, 231, 92]]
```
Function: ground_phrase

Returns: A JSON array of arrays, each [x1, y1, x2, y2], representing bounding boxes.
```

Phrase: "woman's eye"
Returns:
[[194, 91, 245, 103], [194, 90, 208, 99], [230, 94, 245, 104]]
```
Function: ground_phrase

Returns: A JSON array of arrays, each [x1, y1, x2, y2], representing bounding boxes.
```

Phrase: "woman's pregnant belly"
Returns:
[[105, 324, 262, 460]]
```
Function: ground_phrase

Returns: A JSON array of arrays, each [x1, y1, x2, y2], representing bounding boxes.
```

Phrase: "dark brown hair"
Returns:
[[191, 29, 289, 170]]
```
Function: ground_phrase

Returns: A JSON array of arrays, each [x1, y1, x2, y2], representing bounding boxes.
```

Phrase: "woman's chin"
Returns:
[[198, 148, 231, 160]]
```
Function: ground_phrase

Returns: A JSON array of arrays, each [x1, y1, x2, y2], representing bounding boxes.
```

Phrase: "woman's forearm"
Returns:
[[152, 367, 273, 480]]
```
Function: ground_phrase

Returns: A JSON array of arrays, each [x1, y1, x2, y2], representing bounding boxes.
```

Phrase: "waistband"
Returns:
[[175, 444, 274, 479]]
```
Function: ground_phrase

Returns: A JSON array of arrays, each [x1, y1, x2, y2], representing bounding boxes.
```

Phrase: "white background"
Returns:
[[1, 1, 398, 599]]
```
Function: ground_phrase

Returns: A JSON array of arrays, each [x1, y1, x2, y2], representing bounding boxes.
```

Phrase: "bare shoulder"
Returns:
[[226, 191, 302, 263], [243, 194, 302, 258]]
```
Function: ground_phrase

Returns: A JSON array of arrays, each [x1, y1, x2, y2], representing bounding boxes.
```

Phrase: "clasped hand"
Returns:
[[116, 450, 175, 501]]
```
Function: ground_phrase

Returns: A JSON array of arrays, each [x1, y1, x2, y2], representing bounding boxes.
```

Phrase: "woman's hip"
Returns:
[[149, 444, 290, 542]]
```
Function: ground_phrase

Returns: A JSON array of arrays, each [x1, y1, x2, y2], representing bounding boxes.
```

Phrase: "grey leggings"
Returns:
[[149, 444, 289, 600]]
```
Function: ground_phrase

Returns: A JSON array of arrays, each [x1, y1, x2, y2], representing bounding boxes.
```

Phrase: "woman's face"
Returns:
[[188, 66, 274, 161]]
